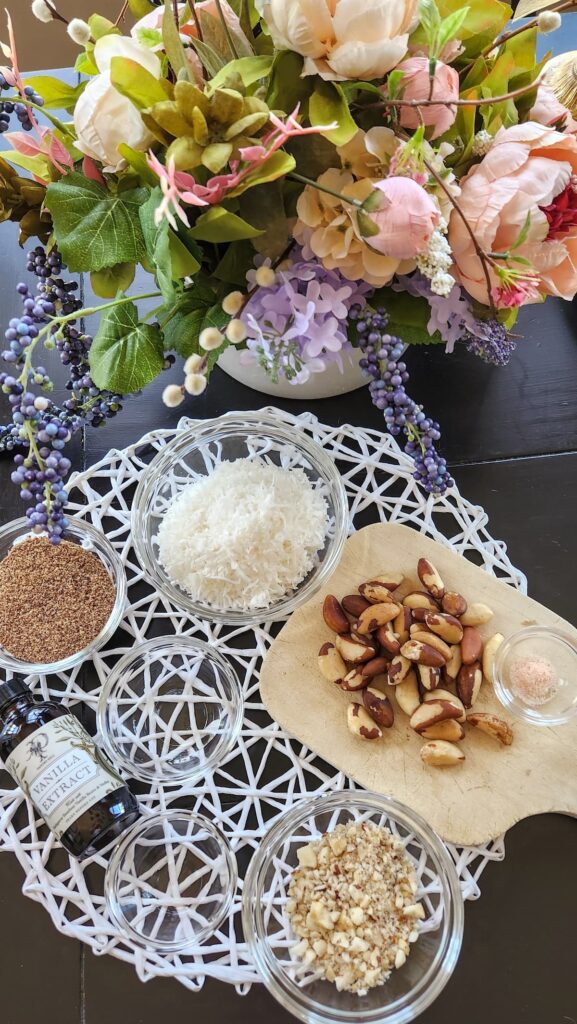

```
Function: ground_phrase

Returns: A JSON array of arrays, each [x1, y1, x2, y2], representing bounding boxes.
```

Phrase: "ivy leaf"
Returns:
[[139, 189, 201, 302], [163, 297, 228, 366], [89, 301, 165, 393], [22, 76, 86, 112], [309, 80, 357, 146], [109, 56, 168, 110], [45, 173, 148, 273], [213, 238, 255, 285], [90, 263, 136, 299], [162, 0, 190, 79], [188, 205, 264, 242]]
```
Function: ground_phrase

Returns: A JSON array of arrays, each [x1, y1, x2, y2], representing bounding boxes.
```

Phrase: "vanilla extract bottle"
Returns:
[[0, 678, 139, 859]]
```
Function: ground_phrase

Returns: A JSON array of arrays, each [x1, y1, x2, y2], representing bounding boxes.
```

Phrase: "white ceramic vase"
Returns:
[[217, 347, 368, 400]]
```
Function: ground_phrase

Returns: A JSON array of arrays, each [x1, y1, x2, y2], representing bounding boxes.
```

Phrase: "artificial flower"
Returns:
[[393, 56, 460, 139], [294, 168, 416, 286], [449, 122, 577, 306], [255, 0, 419, 81], [4, 126, 73, 175], [131, 0, 248, 83], [365, 177, 440, 260], [529, 85, 577, 133], [337, 127, 399, 180], [74, 36, 161, 172]]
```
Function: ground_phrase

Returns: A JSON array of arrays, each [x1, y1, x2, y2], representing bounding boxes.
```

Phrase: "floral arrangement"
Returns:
[[0, 0, 575, 538]]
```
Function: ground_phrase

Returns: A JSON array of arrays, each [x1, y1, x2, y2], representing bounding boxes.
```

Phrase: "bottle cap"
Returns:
[[0, 676, 30, 713]]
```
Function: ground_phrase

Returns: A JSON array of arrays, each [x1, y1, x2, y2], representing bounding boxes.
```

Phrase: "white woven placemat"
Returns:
[[0, 407, 526, 991]]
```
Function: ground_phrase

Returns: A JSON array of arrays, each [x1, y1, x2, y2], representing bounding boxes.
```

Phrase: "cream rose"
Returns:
[[74, 36, 161, 173], [255, 0, 419, 81]]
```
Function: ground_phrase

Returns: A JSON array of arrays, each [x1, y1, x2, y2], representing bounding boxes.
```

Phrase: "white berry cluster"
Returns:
[[472, 130, 494, 158], [162, 290, 248, 408], [416, 218, 454, 297]]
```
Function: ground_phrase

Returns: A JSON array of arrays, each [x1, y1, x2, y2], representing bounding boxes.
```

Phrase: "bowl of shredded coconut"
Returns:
[[131, 412, 348, 625]]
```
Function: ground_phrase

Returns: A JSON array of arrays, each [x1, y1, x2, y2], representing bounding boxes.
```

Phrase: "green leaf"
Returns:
[[75, 49, 98, 76], [419, 0, 442, 48], [89, 301, 165, 393], [238, 181, 290, 258], [88, 14, 121, 39], [227, 149, 296, 197], [139, 189, 201, 302], [210, 55, 273, 91], [213, 238, 254, 285], [266, 50, 312, 112], [411, 0, 511, 58], [22, 76, 86, 112], [385, 70, 406, 100], [309, 80, 357, 146], [198, 6, 253, 58], [164, 305, 206, 357], [285, 133, 339, 179], [128, 0, 156, 14], [188, 205, 263, 242], [2, 151, 51, 179], [370, 289, 445, 345], [109, 56, 168, 110], [511, 211, 532, 251], [117, 144, 159, 186], [168, 230, 202, 278], [135, 27, 163, 48], [437, 6, 470, 51], [188, 36, 228, 77], [162, 0, 190, 79], [90, 263, 136, 298], [45, 173, 149, 273]]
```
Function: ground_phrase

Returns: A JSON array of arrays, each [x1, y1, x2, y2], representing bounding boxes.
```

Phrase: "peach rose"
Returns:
[[449, 122, 577, 305], [366, 177, 440, 259], [529, 85, 577, 134], [255, 0, 419, 81], [394, 56, 459, 140]]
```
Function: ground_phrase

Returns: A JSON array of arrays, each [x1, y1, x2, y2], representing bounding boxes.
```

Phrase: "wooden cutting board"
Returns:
[[260, 523, 577, 846]]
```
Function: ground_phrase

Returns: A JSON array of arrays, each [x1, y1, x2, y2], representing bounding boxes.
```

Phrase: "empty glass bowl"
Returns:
[[97, 636, 243, 784], [493, 625, 577, 726], [131, 411, 348, 626], [0, 516, 126, 675], [105, 811, 237, 952], [242, 791, 463, 1024]]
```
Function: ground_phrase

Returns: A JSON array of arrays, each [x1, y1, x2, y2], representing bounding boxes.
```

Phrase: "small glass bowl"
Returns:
[[0, 516, 126, 675], [242, 791, 463, 1024], [493, 625, 577, 726], [105, 811, 237, 952], [97, 636, 243, 784], [131, 411, 348, 626]]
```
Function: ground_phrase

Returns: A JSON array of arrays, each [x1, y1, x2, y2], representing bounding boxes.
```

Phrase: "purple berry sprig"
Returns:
[[0, 77, 43, 134], [352, 304, 454, 496]]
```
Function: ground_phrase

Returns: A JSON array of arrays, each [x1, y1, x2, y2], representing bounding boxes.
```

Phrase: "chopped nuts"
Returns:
[[287, 822, 423, 994]]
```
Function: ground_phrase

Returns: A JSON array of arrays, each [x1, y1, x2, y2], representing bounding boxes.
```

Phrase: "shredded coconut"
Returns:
[[156, 459, 329, 611]]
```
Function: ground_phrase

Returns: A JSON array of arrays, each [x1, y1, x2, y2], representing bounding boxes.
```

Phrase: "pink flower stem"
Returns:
[[5, 14, 43, 141], [289, 171, 364, 209], [114, 1, 130, 27]]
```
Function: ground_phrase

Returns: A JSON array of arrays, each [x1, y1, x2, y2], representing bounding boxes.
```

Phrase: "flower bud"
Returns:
[[255, 266, 277, 288], [162, 384, 185, 408], [184, 353, 204, 374], [537, 10, 562, 33], [225, 318, 247, 344], [184, 373, 207, 396], [67, 18, 92, 45], [222, 290, 244, 316], [31, 0, 54, 23], [199, 327, 224, 351]]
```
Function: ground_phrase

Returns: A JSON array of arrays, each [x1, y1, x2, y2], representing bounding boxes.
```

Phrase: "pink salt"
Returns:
[[509, 655, 557, 706]]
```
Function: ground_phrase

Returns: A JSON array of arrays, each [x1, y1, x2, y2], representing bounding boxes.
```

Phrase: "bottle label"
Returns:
[[6, 714, 124, 840]]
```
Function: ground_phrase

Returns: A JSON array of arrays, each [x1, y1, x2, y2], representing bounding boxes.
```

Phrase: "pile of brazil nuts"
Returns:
[[318, 557, 513, 766]]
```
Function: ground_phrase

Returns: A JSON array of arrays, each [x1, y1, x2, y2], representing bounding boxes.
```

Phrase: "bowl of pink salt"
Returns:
[[494, 626, 577, 726]]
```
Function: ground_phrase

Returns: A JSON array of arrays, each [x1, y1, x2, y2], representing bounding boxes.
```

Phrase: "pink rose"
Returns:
[[393, 56, 459, 140], [529, 85, 577, 134], [366, 177, 440, 259], [449, 122, 577, 306]]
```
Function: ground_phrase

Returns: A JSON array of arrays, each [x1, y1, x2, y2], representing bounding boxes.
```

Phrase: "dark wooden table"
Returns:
[[2, 63, 577, 1024]]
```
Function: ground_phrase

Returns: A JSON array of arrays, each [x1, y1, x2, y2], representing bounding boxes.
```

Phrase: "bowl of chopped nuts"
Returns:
[[242, 791, 463, 1024]]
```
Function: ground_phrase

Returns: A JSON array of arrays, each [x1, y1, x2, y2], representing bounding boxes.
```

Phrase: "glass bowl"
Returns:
[[97, 636, 243, 784], [493, 625, 577, 726], [242, 791, 463, 1024], [131, 411, 348, 626], [105, 811, 237, 952], [0, 516, 126, 675]]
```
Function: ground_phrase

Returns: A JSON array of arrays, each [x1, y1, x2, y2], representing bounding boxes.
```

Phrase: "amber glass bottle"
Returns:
[[0, 678, 139, 859]]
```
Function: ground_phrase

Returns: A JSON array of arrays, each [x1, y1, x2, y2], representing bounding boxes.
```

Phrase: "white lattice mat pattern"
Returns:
[[0, 408, 525, 991]]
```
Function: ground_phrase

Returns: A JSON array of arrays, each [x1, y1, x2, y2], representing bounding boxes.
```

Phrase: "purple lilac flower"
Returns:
[[394, 271, 516, 365], [241, 252, 372, 384]]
